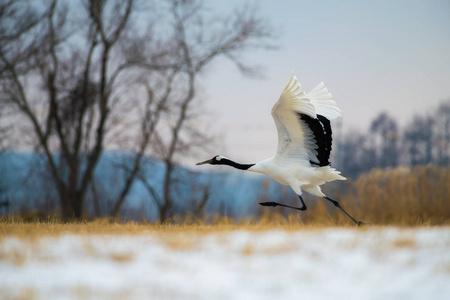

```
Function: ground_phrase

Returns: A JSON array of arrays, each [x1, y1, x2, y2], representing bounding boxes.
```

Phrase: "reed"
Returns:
[[330, 165, 450, 225]]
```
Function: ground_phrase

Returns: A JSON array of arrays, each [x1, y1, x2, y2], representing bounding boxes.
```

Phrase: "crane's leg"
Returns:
[[259, 195, 307, 211], [323, 196, 364, 226]]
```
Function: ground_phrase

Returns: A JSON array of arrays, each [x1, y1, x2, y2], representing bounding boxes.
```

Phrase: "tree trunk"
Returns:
[[60, 190, 83, 221], [159, 202, 170, 224], [160, 162, 173, 223]]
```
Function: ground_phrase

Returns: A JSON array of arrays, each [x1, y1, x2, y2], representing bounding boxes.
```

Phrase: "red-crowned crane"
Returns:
[[197, 74, 363, 225]]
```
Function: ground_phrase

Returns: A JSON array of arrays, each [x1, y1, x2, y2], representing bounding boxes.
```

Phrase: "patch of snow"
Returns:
[[0, 228, 449, 299]]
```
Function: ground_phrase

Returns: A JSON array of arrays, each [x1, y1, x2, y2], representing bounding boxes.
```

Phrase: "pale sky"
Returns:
[[196, 0, 450, 164]]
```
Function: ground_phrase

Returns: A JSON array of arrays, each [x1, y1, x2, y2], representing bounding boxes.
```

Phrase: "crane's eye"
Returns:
[[214, 155, 229, 161]]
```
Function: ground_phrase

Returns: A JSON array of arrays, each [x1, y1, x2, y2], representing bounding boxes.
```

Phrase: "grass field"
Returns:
[[1, 221, 449, 300]]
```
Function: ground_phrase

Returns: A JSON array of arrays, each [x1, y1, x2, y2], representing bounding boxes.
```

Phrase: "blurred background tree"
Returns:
[[370, 112, 399, 168], [0, 0, 272, 220], [336, 100, 450, 179]]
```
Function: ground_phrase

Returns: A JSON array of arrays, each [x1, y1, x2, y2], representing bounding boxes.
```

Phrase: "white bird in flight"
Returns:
[[197, 74, 363, 225]]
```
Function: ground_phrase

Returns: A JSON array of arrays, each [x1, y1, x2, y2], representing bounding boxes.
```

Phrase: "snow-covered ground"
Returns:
[[1, 227, 449, 300]]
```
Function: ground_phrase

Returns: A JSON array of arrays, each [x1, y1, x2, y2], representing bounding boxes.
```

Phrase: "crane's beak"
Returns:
[[196, 159, 212, 166]]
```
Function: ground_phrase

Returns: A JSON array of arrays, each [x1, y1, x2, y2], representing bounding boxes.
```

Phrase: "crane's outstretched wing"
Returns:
[[271, 74, 342, 166]]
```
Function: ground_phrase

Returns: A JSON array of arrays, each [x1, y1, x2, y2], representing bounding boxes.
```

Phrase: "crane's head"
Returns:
[[196, 155, 228, 166]]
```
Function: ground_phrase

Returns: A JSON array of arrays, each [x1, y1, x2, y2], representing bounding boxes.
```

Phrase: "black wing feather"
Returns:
[[298, 114, 332, 167]]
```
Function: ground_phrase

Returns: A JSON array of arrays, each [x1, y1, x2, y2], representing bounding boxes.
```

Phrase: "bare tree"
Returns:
[[110, 72, 177, 217], [403, 100, 450, 166], [113, 0, 273, 222], [1, 0, 272, 221], [337, 130, 377, 178], [404, 115, 434, 166], [370, 112, 399, 168], [337, 100, 450, 178], [433, 100, 450, 165], [0, 0, 139, 220]]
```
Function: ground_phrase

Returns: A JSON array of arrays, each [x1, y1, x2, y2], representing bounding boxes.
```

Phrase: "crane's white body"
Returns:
[[248, 158, 344, 197], [247, 74, 346, 197]]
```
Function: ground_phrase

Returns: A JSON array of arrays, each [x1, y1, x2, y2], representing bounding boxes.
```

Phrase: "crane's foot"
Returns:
[[259, 202, 278, 207], [357, 221, 371, 227], [259, 201, 307, 211]]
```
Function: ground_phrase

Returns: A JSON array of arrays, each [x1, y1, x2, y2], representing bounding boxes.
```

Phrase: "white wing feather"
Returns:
[[307, 82, 342, 120], [271, 74, 315, 162], [271, 73, 341, 163]]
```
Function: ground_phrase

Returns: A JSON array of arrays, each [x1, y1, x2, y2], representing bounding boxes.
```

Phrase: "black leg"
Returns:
[[259, 195, 307, 211], [324, 196, 365, 226]]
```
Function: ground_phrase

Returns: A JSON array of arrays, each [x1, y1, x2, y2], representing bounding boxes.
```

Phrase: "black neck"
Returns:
[[220, 158, 254, 170]]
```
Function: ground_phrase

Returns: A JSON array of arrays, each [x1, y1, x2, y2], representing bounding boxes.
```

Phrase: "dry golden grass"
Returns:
[[0, 216, 330, 239], [109, 252, 134, 263], [339, 165, 450, 226], [391, 237, 416, 249]]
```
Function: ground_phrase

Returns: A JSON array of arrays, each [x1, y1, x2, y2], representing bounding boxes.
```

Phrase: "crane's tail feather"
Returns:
[[316, 166, 347, 182], [308, 82, 342, 120]]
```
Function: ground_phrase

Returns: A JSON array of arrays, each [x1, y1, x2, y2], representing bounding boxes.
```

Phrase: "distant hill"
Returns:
[[0, 151, 288, 220]]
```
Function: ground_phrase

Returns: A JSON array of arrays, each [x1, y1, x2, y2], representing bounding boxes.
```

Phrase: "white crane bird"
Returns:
[[197, 74, 363, 225]]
